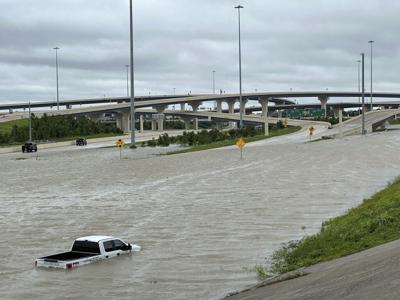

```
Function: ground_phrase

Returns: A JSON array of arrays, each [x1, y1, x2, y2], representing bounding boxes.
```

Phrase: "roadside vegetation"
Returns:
[[0, 114, 122, 146], [262, 177, 400, 277], [389, 118, 400, 125], [141, 122, 301, 154]]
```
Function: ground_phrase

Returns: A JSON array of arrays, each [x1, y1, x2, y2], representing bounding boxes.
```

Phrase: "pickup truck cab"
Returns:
[[35, 236, 141, 270]]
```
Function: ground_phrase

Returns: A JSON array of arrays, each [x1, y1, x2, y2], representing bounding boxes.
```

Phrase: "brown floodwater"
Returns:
[[1, 130, 400, 300]]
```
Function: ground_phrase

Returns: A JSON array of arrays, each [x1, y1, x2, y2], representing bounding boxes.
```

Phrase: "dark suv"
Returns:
[[76, 138, 87, 146], [22, 142, 37, 153]]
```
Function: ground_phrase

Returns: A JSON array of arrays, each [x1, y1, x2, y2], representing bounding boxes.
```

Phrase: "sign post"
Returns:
[[308, 126, 315, 141], [236, 137, 246, 160], [116, 139, 125, 159]]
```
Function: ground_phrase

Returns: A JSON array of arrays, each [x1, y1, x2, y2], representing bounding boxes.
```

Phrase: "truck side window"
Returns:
[[103, 241, 115, 252], [113, 240, 125, 250]]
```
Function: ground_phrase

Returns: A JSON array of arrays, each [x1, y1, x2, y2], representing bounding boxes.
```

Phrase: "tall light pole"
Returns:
[[235, 5, 244, 129], [125, 65, 129, 97], [28, 101, 32, 142], [53, 47, 60, 110], [361, 53, 365, 135], [212, 70, 216, 94], [129, 0, 136, 145], [357, 59, 361, 115], [173, 87, 176, 96], [368, 40, 374, 111]]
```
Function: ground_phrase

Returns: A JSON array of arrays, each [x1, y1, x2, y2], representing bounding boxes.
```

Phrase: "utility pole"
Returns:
[[235, 5, 244, 129], [212, 70, 216, 95], [368, 40, 375, 111], [361, 53, 365, 135], [129, 0, 136, 145], [28, 101, 32, 142], [357, 59, 361, 115], [125, 65, 129, 97], [53, 47, 60, 110]]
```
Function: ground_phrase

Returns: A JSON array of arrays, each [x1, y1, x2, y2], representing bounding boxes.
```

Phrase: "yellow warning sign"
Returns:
[[283, 119, 288, 128], [116, 139, 125, 148], [308, 126, 315, 135], [236, 137, 246, 149]]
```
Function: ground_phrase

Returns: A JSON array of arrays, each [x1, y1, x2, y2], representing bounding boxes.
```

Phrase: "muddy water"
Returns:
[[1, 131, 400, 300]]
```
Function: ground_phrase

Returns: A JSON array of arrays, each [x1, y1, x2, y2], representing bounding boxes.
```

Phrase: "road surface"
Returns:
[[226, 239, 400, 300]]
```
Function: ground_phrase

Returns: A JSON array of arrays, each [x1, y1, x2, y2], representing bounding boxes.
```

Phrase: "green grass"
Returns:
[[0, 119, 28, 135], [269, 177, 400, 275], [389, 119, 400, 125], [167, 126, 301, 155]]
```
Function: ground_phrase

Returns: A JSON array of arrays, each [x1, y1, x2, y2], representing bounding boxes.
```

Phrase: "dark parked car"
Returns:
[[22, 142, 37, 153], [76, 138, 87, 146]]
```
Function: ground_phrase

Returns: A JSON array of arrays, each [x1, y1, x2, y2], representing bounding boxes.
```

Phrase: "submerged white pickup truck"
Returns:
[[35, 236, 141, 270]]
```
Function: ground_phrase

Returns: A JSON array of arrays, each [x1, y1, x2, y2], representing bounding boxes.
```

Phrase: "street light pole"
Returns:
[[368, 40, 374, 111], [53, 47, 60, 110], [357, 59, 361, 115], [125, 65, 129, 97], [361, 53, 365, 135], [129, 0, 136, 145], [235, 5, 244, 129], [28, 100, 32, 142], [212, 70, 216, 95]]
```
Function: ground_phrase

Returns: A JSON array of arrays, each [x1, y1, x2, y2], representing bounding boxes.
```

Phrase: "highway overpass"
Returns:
[[3, 90, 400, 113]]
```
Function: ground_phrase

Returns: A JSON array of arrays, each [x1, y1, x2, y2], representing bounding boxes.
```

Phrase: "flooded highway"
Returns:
[[1, 130, 400, 300]]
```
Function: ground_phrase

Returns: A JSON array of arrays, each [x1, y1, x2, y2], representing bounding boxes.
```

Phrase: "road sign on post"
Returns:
[[308, 126, 315, 141], [236, 137, 246, 160], [283, 119, 288, 128], [116, 139, 125, 159]]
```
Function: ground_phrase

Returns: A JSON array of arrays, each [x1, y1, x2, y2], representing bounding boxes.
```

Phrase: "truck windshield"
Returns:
[[72, 241, 101, 254]]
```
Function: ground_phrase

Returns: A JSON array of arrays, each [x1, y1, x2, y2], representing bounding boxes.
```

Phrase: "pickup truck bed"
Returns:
[[40, 251, 98, 261]]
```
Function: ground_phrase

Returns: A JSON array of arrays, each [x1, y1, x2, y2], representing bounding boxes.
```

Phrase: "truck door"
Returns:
[[102, 240, 127, 258]]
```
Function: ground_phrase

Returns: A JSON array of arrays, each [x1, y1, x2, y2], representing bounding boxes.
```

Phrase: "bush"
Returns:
[[0, 114, 122, 145]]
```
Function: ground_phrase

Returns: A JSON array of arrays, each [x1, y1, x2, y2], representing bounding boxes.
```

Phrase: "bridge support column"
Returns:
[[116, 111, 130, 133], [216, 100, 222, 113], [180, 103, 185, 111], [66, 104, 72, 109], [189, 101, 201, 112], [258, 97, 269, 117], [338, 109, 343, 124], [158, 118, 164, 132], [226, 99, 236, 114], [181, 117, 191, 130], [122, 111, 130, 133], [240, 99, 248, 115], [226, 99, 237, 129], [139, 115, 144, 133], [318, 96, 329, 117], [8, 108, 13, 114], [188, 101, 201, 131], [151, 120, 157, 131]]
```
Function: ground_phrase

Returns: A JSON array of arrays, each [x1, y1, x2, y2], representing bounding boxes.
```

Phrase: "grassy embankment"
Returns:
[[0, 119, 122, 147], [262, 177, 400, 277], [167, 126, 301, 155], [0, 119, 28, 135], [389, 119, 400, 125]]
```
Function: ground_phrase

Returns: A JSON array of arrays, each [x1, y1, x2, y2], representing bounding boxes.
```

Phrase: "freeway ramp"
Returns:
[[316, 109, 400, 139]]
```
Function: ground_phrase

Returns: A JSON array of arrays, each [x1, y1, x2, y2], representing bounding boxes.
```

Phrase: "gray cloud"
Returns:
[[1, 0, 400, 104]]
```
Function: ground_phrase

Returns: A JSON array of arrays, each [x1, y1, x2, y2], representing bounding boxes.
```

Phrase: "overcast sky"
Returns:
[[1, 0, 400, 104]]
